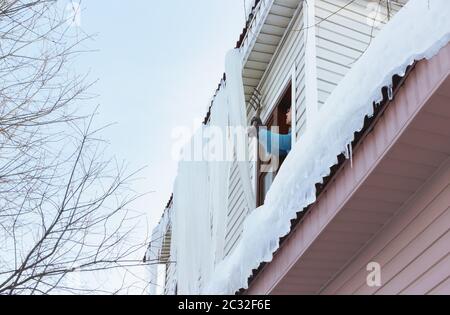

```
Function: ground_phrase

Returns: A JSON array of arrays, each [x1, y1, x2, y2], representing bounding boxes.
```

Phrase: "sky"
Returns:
[[73, 0, 253, 232]]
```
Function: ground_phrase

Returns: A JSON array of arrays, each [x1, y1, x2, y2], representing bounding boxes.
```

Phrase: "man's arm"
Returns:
[[258, 129, 291, 156]]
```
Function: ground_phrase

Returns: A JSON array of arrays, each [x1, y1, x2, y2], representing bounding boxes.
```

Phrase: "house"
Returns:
[[147, 0, 450, 295]]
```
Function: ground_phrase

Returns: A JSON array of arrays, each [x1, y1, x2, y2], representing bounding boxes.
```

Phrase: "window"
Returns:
[[257, 82, 292, 206]]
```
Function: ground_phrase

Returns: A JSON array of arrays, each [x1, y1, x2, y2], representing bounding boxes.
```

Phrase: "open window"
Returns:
[[257, 82, 292, 206]]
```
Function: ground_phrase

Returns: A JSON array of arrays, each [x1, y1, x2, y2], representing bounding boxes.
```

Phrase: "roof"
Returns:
[[235, 0, 261, 49]]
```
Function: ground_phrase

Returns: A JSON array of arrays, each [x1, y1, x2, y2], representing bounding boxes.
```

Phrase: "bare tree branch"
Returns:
[[0, 0, 154, 295]]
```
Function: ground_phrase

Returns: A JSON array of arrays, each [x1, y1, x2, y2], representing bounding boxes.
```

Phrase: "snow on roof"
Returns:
[[204, 0, 450, 294], [235, 0, 261, 49], [202, 0, 260, 125]]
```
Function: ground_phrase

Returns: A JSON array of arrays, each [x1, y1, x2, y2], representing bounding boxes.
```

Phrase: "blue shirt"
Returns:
[[258, 129, 292, 156]]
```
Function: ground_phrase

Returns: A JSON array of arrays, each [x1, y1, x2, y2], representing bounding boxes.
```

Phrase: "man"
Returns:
[[249, 108, 292, 157]]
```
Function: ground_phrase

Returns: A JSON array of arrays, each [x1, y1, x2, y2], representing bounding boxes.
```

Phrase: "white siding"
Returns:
[[315, 0, 406, 108], [224, 157, 251, 257], [259, 8, 306, 141], [294, 12, 307, 140], [164, 260, 177, 295], [162, 225, 177, 295]]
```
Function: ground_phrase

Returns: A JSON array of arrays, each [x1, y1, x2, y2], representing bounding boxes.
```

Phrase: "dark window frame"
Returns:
[[257, 82, 293, 206]]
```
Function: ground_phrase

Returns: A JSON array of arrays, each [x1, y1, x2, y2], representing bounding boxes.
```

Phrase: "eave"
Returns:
[[239, 0, 303, 104], [245, 44, 450, 295]]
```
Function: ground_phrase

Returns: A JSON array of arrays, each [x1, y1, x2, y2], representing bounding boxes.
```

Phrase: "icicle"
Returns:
[[387, 84, 394, 101], [344, 143, 354, 168], [349, 143, 353, 169]]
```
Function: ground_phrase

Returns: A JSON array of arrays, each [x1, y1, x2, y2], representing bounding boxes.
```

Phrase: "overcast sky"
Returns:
[[73, 0, 253, 238]]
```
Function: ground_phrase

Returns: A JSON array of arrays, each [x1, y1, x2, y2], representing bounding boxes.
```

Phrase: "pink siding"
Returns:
[[246, 44, 450, 295], [321, 161, 450, 295]]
